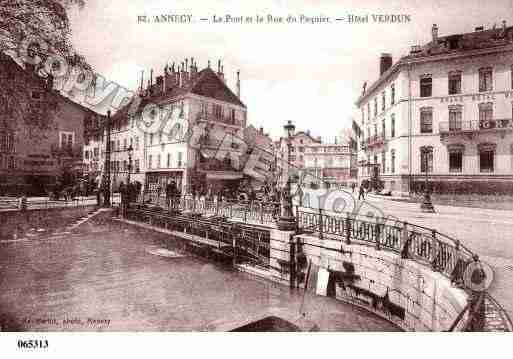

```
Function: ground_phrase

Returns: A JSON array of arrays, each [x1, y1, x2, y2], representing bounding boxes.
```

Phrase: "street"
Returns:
[[297, 187, 513, 317]]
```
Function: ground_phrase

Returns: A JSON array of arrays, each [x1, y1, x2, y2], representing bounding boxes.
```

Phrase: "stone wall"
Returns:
[[293, 234, 469, 331]]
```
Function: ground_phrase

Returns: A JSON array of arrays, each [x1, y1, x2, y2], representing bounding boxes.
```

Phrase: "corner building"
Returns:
[[356, 23, 513, 195]]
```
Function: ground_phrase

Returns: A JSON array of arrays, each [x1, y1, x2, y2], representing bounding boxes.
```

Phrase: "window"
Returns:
[[391, 150, 396, 173], [449, 106, 463, 131], [367, 103, 371, 120], [479, 103, 493, 126], [374, 124, 377, 137], [167, 153, 171, 167], [391, 84, 395, 105], [361, 109, 365, 126], [420, 107, 433, 133], [214, 104, 223, 119], [381, 91, 386, 111], [123, 160, 127, 172], [420, 146, 433, 173], [448, 71, 462, 95], [201, 102, 208, 116], [374, 98, 378, 117], [59, 131, 74, 149], [382, 120, 386, 138], [123, 138, 127, 150], [135, 159, 140, 173], [93, 148, 99, 157], [177, 152, 182, 167], [381, 151, 386, 173], [479, 67, 493, 92], [420, 76, 432, 97], [157, 154, 161, 168], [148, 155, 152, 169], [299, 147, 304, 153], [449, 152, 463, 173], [150, 133, 154, 145], [391, 115, 395, 137], [230, 109, 236, 124], [479, 143, 495, 173], [135, 136, 139, 150]]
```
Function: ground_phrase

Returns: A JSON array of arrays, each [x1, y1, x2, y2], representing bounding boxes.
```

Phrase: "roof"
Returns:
[[356, 24, 513, 106], [112, 66, 245, 120], [0, 52, 104, 118]]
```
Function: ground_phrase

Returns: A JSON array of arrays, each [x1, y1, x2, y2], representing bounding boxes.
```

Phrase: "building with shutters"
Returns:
[[355, 22, 513, 195]]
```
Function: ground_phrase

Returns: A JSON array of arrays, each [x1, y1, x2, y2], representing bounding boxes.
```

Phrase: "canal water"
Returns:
[[0, 218, 398, 331]]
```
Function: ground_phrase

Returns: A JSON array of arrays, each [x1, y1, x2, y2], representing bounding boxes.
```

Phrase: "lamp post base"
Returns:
[[420, 192, 435, 213], [277, 216, 297, 231]]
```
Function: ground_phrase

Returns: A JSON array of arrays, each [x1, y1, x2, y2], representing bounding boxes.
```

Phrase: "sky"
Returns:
[[68, 0, 513, 141]]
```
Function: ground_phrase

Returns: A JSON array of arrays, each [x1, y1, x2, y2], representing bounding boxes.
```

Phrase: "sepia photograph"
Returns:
[[1, 0, 512, 356]]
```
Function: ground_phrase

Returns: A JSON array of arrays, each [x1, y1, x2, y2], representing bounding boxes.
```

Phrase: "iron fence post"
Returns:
[[260, 203, 264, 224], [401, 222, 410, 259], [244, 204, 247, 223], [345, 214, 352, 245], [318, 208, 323, 239], [431, 230, 439, 271], [375, 219, 382, 250], [289, 234, 296, 289], [295, 205, 299, 232]]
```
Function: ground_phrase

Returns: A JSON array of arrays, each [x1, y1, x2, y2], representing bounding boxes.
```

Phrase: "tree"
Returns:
[[0, 1, 91, 141], [0, 0, 88, 68]]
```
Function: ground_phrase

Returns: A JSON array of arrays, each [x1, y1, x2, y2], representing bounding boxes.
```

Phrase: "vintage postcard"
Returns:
[[0, 0, 512, 356]]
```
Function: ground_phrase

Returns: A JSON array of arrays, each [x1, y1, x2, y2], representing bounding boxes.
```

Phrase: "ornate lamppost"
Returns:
[[420, 146, 435, 213], [102, 110, 112, 207], [127, 144, 134, 185], [277, 120, 297, 231]]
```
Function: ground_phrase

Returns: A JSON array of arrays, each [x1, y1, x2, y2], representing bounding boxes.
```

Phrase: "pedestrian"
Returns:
[[351, 182, 356, 193], [358, 184, 365, 200]]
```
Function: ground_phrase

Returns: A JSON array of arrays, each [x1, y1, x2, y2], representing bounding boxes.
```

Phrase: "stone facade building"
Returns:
[[85, 59, 248, 196], [0, 52, 101, 195], [303, 141, 357, 188], [356, 22, 513, 194]]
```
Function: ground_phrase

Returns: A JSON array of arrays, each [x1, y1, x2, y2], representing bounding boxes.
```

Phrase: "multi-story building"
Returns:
[[0, 52, 101, 195], [85, 58, 248, 196], [275, 122, 321, 174], [303, 140, 356, 188], [356, 22, 513, 195]]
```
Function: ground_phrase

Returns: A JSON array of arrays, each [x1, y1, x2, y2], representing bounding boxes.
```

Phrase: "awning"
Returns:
[[205, 171, 244, 180]]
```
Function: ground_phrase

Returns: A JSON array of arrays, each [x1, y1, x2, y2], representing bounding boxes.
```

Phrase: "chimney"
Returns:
[[432, 24, 439, 43], [236, 70, 241, 98], [379, 53, 392, 76], [156, 75, 163, 95]]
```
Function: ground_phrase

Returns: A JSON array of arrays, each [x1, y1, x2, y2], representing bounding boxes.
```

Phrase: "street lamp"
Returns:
[[127, 144, 134, 185], [420, 146, 435, 213], [102, 110, 112, 207], [277, 120, 297, 231]]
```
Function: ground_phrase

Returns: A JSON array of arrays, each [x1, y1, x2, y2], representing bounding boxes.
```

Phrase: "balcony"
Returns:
[[195, 113, 241, 127], [363, 134, 386, 150], [439, 119, 513, 140]]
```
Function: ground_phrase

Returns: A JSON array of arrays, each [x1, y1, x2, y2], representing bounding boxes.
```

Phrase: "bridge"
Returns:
[[120, 196, 512, 332]]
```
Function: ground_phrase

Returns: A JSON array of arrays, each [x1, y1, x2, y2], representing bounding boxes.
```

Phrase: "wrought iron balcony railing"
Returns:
[[439, 119, 513, 135], [362, 134, 386, 149]]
